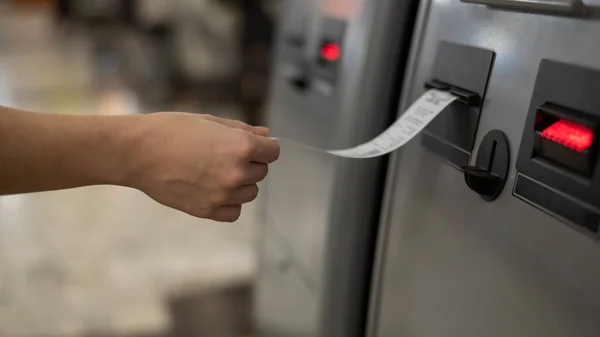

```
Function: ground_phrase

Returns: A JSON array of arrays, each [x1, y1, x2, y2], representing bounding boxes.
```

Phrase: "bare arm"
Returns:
[[0, 106, 140, 193], [0, 106, 280, 222]]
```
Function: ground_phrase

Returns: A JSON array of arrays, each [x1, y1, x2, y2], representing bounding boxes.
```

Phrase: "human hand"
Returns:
[[123, 112, 279, 222]]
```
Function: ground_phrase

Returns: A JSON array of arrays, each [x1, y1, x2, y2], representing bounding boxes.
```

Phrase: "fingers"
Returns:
[[243, 163, 268, 184], [210, 184, 259, 221], [202, 114, 269, 137], [200, 114, 278, 164], [225, 184, 259, 204], [247, 134, 280, 164], [211, 205, 242, 222], [251, 126, 270, 137]]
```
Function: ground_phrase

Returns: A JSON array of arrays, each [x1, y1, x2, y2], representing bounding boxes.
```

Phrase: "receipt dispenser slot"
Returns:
[[420, 42, 495, 169], [515, 60, 600, 238], [281, 31, 310, 91]]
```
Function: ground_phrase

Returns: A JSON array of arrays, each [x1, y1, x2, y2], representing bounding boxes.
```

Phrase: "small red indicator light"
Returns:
[[541, 119, 594, 152], [320, 43, 340, 61]]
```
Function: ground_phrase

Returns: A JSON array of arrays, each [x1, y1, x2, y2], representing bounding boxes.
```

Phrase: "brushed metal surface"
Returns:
[[460, 0, 586, 15], [255, 0, 419, 336], [369, 1, 600, 336]]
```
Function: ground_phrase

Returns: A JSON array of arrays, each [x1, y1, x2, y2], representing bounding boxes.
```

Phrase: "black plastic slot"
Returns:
[[514, 174, 600, 237], [420, 42, 494, 170], [533, 134, 594, 176], [424, 79, 480, 106], [532, 103, 599, 177], [424, 79, 451, 91], [535, 103, 598, 130]]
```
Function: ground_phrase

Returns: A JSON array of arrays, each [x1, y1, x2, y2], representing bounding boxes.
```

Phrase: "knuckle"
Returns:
[[194, 207, 215, 219], [233, 120, 250, 130], [197, 200, 220, 217], [248, 164, 268, 183], [224, 169, 246, 187], [237, 134, 255, 159], [210, 192, 229, 206]]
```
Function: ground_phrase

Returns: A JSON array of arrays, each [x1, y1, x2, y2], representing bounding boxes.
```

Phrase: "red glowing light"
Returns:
[[541, 119, 594, 152], [320, 43, 340, 61]]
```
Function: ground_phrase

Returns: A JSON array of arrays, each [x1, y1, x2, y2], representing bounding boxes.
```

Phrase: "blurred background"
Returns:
[[0, 0, 281, 336]]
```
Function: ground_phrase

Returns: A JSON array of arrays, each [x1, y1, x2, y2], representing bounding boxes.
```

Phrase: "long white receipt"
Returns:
[[274, 89, 458, 158]]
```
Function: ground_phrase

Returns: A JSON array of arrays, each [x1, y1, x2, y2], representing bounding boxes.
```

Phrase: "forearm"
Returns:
[[0, 105, 280, 221], [0, 106, 139, 195]]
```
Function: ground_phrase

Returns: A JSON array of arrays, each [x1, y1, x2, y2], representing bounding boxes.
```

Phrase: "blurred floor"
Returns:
[[0, 3, 258, 337]]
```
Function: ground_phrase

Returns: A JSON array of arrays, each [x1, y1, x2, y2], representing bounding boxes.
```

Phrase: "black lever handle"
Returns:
[[463, 167, 501, 198], [462, 130, 510, 201]]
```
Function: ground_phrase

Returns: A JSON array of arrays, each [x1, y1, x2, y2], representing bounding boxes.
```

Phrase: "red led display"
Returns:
[[320, 43, 340, 62], [541, 119, 594, 152]]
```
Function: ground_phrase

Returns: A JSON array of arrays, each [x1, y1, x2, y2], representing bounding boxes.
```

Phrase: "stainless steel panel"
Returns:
[[255, 229, 319, 337], [256, 0, 419, 336], [369, 1, 600, 336], [460, 0, 586, 15]]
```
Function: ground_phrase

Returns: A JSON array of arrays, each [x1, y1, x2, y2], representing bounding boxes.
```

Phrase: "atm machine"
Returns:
[[254, 0, 419, 336], [367, 0, 600, 336]]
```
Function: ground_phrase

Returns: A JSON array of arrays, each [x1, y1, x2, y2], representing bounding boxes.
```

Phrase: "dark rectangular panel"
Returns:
[[420, 42, 495, 168], [515, 60, 600, 238]]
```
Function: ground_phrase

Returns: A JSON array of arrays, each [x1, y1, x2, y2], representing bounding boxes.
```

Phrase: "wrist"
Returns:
[[68, 114, 147, 188], [102, 114, 147, 188]]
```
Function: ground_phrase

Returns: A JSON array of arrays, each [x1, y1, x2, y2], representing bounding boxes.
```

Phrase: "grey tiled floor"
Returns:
[[0, 5, 258, 337]]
